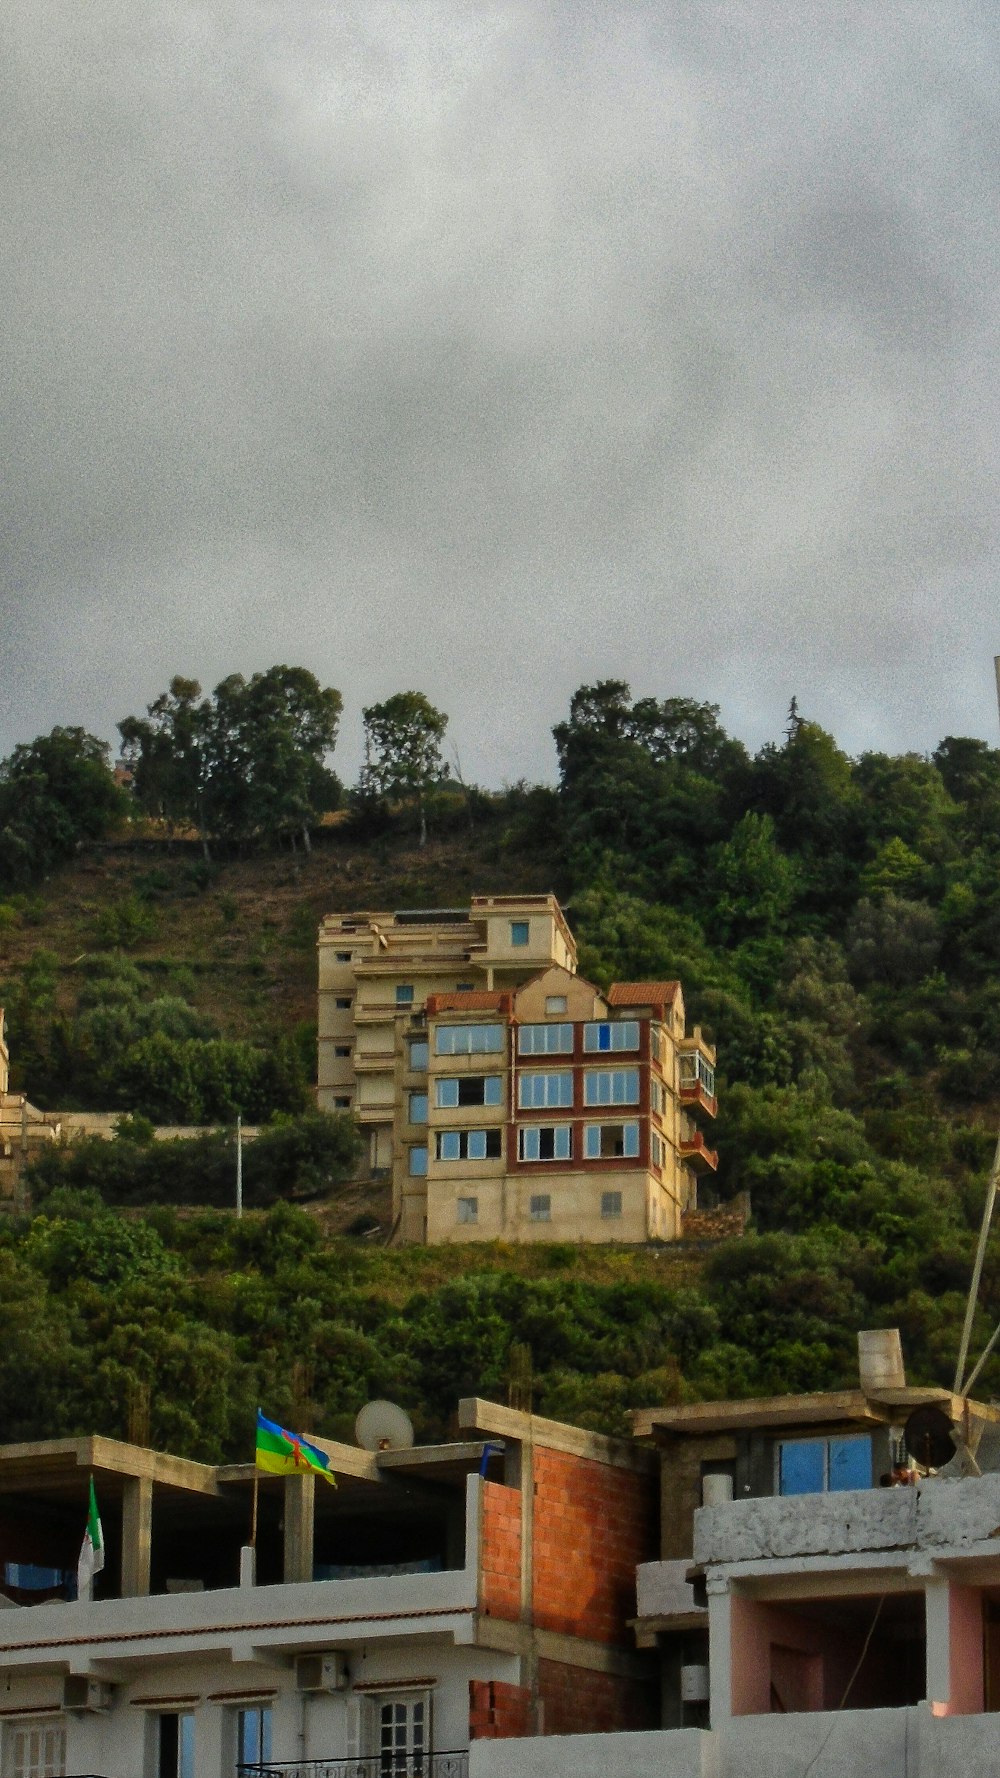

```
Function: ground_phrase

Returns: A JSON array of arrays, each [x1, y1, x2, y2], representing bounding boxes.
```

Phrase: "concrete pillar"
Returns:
[[924, 1575, 951, 1710], [707, 1581, 732, 1727], [120, 1475, 153, 1598], [283, 1472, 315, 1584]]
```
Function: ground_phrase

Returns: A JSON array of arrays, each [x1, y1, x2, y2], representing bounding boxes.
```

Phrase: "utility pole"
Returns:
[[236, 1114, 243, 1220]]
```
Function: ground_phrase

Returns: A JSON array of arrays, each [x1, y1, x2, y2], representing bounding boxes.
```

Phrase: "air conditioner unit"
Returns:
[[63, 1675, 114, 1713], [295, 1653, 348, 1693]]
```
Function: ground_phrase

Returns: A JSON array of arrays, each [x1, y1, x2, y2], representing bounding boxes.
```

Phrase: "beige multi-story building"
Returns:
[[317, 896, 718, 1246]]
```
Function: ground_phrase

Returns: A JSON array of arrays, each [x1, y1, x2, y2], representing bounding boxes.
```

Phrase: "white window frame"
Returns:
[[545, 995, 568, 1014], [583, 1068, 640, 1106], [6, 1721, 66, 1778], [679, 1052, 716, 1097], [435, 1129, 502, 1162], [583, 1121, 640, 1160], [457, 1196, 478, 1224], [518, 1023, 574, 1056], [435, 1023, 504, 1055], [518, 1125, 572, 1162], [235, 1703, 272, 1770], [583, 1020, 639, 1053], [435, 1076, 503, 1109], [408, 1040, 429, 1071], [518, 1071, 573, 1109]]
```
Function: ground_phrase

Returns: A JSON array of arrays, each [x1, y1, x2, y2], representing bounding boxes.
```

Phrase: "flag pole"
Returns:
[[250, 1465, 259, 1548]]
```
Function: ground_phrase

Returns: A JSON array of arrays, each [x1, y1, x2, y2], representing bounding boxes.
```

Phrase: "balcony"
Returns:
[[677, 1048, 717, 1118], [239, 1757, 468, 1778], [679, 1133, 719, 1172]]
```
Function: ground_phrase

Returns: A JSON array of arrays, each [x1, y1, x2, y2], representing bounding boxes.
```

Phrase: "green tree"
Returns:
[[118, 678, 212, 851], [0, 729, 125, 888], [360, 692, 449, 846], [207, 667, 341, 851]]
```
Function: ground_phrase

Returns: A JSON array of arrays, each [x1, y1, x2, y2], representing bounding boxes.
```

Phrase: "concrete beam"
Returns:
[[459, 1398, 656, 1473]]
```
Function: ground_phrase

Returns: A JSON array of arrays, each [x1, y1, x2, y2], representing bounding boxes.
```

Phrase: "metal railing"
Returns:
[[238, 1755, 468, 1778]]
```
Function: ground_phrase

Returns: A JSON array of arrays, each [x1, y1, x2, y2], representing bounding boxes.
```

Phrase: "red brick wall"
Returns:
[[480, 1479, 522, 1622], [537, 1659, 659, 1735], [469, 1679, 533, 1739], [531, 1448, 657, 1644]]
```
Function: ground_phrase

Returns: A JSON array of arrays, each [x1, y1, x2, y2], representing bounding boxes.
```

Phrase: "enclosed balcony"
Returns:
[[677, 1050, 716, 1118]]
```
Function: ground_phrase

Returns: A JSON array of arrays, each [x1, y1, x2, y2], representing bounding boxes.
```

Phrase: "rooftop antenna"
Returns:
[[354, 1400, 415, 1452], [952, 658, 1000, 1396]]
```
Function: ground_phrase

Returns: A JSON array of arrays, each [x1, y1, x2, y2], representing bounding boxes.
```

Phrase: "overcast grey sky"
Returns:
[[3, 2, 998, 784]]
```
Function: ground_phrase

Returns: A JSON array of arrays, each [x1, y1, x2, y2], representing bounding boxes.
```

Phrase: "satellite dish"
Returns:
[[355, 1400, 415, 1452], [904, 1404, 955, 1472]]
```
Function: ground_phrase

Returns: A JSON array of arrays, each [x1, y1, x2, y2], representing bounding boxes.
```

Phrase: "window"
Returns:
[[545, 995, 568, 1014], [650, 1078, 665, 1116], [333, 1096, 350, 1109], [680, 1052, 716, 1098], [408, 1040, 429, 1070], [395, 984, 415, 1006], [378, 1693, 428, 1776], [435, 1076, 503, 1108], [7, 1723, 66, 1778], [529, 1194, 551, 1221], [518, 1071, 573, 1109], [335, 950, 352, 962], [158, 1711, 195, 1778], [236, 1705, 272, 1770], [651, 1132, 664, 1167], [457, 983, 475, 992], [584, 1121, 640, 1159], [435, 1129, 502, 1161], [435, 1023, 504, 1055], [583, 1068, 639, 1106], [518, 1023, 574, 1055], [334, 1044, 351, 1057], [408, 1093, 428, 1125], [457, 1197, 478, 1224], [584, 1020, 639, 1053], [408, 1146, 428, 1177], [601, 1191, 623, 1219], [518, 1125, 571, 1162], [510, 920, 530, 946], [777, 1435, 872, 1496], [335, 996, 352, 1010]]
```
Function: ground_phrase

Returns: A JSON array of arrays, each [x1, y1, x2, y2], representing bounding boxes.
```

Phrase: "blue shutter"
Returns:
[[779, 1439, 826, 1495], [829, 1435, 872, 1491]]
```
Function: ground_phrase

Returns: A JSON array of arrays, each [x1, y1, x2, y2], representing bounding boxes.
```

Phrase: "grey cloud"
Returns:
[[2, 2, 999, 787]]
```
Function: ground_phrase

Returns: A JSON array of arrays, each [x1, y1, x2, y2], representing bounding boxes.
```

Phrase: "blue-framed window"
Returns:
[[510, 921, 530, 946], [777, 1435, 872, 1496]]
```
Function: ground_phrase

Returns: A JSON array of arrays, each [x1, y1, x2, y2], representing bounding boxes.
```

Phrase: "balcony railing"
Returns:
[[238, 1757, 468, 1778]]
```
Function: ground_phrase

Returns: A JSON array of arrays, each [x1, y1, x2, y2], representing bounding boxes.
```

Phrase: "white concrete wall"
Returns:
[[470, 1728, 718, 1778], [468, 1706, 1000, 1778], [694, 1475, 1000, 1568], [636, 1559, 704, 1619]]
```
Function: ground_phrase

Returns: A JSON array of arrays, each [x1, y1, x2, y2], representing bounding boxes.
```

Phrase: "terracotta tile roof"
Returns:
[[426, 991, 513, 1014], [606, 980, 680, 1008]]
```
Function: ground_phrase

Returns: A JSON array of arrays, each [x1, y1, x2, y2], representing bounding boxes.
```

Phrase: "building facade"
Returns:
[[317, 897, 717, 1245], [0, 1399, 657, 1776]]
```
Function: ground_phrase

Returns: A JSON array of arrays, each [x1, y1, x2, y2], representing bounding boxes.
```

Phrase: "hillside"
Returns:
[[4, 684, 1000, 1454]]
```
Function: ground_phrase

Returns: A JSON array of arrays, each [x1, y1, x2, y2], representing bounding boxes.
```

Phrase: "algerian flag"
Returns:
[[77, 1477, 104, 1601]]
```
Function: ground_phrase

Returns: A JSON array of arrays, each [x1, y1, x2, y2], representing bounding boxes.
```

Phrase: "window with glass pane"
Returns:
[[584, 1122, 640, 1159], [518, 1125, 571, 1161], [408, 1146, 428, 1177], [518, 1023, 574, 1055], [379, 1693, 427, 1776], [158, 1711, 195, 1778], [435, 1129, 501, 1161], [601, 1191, 623, 1218], [436, 1024, 504, 1054], [457, 1197, 478, 1223], [408, 1040, 429, 1070], [435, 1076, 502, 1108], [395, 984, 415, 1005], [583, 1021, 639, 1052], [236, 1705, 272, 1769], [545, 995, 568, 1014], [583, 1069, 639, 1106], [529, 1194, 551, 1221], [408, 1093, 428, 1124], [518, 1071, 573, 1108], [9, 1724, 65, 1778], [510, 920, 529, 946]]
